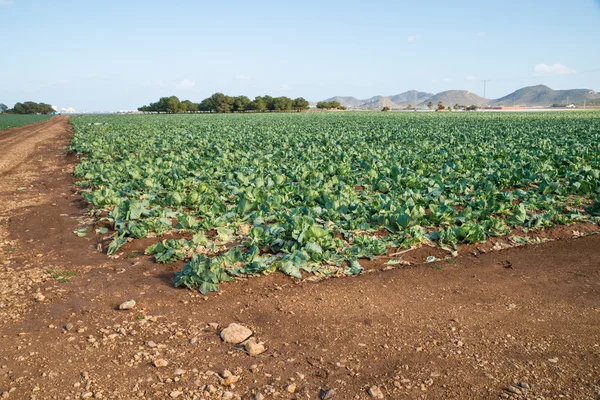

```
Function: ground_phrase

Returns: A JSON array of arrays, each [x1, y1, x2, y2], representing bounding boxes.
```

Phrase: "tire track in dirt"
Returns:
[[0, 117, 70, 177]]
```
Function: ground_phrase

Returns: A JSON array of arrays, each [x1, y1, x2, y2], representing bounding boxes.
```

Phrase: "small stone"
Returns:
[[548, 358, 558, 363], [519, 382, 530, 389], [507, 386, 522, 395], [500, 394, 509, 399], [250, 364, 259, 373], [286, 383, 296, 393], [245, 339, 266, 356], [81, 392, 93, 399], [34, 293, 45, 302], [169, 391, 182, 398], [220, 323, 252, 344], [153, 359, 168, 368], [118, 300, 136, 310], [221, 375, 239, 386], [222, 391, 234, 399], [64, 323, 74, 331], [320, 388, 335, 399], [189, 337, 197, 344], [368, 385, 384, 398], [147, 341, 157, 348], [254, 393, 265, 400], [208, 322, 219, 330], [174, 369, 186, 376], [221, 370, 233, 378]]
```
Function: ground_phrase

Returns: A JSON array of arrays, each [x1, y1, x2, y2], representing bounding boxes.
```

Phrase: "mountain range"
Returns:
[[322, 85, 600, 109]]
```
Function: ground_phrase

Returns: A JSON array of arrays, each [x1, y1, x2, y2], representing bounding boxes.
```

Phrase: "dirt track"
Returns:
[[0, 117, 599, 400]]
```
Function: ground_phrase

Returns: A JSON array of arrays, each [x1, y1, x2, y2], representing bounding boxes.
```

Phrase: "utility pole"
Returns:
[[481, 80, 490, 104]]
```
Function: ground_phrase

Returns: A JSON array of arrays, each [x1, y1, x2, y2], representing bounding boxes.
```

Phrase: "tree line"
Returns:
[[0, 101, 54, 114], [316, 101, 346, 110], [138, 93, 311, 113]]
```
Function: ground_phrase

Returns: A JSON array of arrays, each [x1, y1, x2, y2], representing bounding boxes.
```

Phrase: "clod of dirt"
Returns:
[[244, 339, 266, 356], [118, 300, 136, 310], [320, 388, 336, 399], [152, 359, 168, 368], [220, 322, 252, 344], [368, 385, 384, 398], [33, 293, 45, 302]]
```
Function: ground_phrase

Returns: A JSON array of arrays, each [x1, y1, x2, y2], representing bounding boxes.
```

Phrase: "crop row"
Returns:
[[70, 112, 600, 294]]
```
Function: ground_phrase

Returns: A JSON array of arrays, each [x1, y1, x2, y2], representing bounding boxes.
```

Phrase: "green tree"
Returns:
[[453, 103, 459, 110], [249, 96, 267, 112], [232, 96, 251, 112], [8, 101, 54, 114], [437, 101, 445, 110], [381, 106, 390, 112], [406, 104, 412, 110], [0, 103, 7, 113], [427, 101, 433, 109], [205, 93, 233, 113], [166, 96, 181, 113], [272, 96, 293, 111], [180, 100, 198, 113], [292, 97, 309, 111]]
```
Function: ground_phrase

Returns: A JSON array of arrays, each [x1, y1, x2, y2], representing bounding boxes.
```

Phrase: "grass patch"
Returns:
[[44, 269, 77, 283]]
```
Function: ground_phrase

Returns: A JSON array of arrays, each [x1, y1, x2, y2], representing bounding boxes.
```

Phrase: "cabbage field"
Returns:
[[70, 112, 600, 294], [0, 114, 53, 130]]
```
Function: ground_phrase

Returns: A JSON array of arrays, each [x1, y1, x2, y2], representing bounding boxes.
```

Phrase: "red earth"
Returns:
[[0, 117, 599, 400]]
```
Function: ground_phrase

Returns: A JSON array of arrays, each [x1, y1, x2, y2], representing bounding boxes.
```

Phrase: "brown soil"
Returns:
[[1, 117, 600, 400]]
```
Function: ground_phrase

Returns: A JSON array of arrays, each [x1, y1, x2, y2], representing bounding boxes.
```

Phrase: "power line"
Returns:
[[481, 80, 490, 100]]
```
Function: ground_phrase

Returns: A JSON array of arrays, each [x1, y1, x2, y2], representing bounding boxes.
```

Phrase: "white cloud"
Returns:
[[0, 0, 15, 6], [443, 78, 451, 82], [466, 75, 477, 81], [407, 35, 420, 41], [234, 75, 251, 80], [280, 84, 289, 89], [533, 63, 576, 76], [475, 31, 486, 37], [176, 78, 196, 89]]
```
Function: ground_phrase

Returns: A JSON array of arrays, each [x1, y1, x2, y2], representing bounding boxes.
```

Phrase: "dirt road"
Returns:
[[0, 117, 599, 400]]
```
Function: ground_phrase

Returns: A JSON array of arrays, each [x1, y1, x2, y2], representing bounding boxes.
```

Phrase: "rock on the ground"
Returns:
[[118, 300, 136, 310], [153, 359, 168, 368], [169, 390, 182, 398], [245, 339, 266, 356], [34, 293, 45, 302], [220, 323, 252, 344], [368, 385, 384, 398], [286, 383, 296, 393], [320, 388, 336, 399]]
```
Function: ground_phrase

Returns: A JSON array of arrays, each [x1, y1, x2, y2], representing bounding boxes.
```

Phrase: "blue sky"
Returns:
[[1, 0, 599, 111]]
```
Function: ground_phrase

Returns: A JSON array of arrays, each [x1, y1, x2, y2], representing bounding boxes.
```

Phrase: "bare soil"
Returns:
[[0, 117, 599, 400]]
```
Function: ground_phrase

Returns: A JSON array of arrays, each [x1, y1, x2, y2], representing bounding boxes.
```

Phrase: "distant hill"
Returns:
[[321, 85, 600, 109], [417, 90, 487, 108], [322, 96, 364, 109], [387, 90, 433, 106], [324, 91, 433, 109], [491, 85, 600, 106]]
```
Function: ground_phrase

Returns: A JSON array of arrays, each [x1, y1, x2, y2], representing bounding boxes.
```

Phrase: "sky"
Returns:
[[1, 0, 599, 111]]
